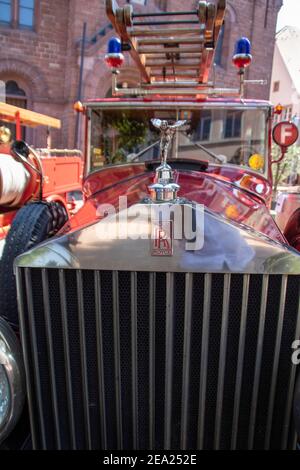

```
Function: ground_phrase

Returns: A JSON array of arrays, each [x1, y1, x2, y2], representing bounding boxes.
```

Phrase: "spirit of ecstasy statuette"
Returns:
[[151, 119, 187, 165], [149, 119, 187, 202]]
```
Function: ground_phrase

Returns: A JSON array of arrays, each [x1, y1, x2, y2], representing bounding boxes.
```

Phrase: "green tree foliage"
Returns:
[[104, 113, 147, 164], [272, 144, 300, 193]]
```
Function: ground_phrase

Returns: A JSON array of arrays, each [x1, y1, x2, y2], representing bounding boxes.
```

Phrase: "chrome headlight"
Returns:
[[0, 317, 25, 444], [0, 366, 10, 426]]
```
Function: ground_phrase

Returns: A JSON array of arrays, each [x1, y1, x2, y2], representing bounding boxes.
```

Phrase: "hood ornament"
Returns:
[[149, 119, 187, 202]]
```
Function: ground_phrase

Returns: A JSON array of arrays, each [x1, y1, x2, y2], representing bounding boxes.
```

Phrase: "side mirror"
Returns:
[[272, 121, 299, 164]]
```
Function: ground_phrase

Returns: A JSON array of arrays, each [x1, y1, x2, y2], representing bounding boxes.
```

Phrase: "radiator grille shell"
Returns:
[[16, 267, 300, 450]]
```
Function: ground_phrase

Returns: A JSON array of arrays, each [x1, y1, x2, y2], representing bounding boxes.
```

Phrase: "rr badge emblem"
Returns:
[[151, 220, 173, 256]]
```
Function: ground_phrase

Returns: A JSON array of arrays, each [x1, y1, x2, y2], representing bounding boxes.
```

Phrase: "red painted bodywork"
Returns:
[[284, 207, 300, 251], [0, 210, 17, 241], [0, 149, 83, 242], [39, 156, 83, 198], [64, 160, 285, 245], [83, 162, 273, 203], [275, 189, 300, 233]]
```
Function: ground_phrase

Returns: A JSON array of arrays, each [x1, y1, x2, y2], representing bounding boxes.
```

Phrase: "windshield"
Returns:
[[89, 106, 268, 174]]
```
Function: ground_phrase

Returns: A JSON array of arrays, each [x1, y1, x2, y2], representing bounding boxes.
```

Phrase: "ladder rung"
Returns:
[[133, 20, 200, 26], [139, 46, 204, 54], [151, 69, 199, 76], [133, 28, 213, 42], [130, 28, 202, 37], [146, 63, 200, 70], [145, 53, 202, 60], [132, 10, 198, 18], [137, 37, 204, 46], [151, 74, 199, 80]]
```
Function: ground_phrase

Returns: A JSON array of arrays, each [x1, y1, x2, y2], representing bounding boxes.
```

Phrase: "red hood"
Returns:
[[65, 164, 284, 244]]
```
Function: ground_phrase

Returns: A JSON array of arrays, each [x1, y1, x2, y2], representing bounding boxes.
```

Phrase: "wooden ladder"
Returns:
[[106, 0, 226, 89]]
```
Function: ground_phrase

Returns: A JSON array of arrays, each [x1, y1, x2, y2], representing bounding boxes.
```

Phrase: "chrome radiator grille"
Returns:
[[16, 268, 300, 450]]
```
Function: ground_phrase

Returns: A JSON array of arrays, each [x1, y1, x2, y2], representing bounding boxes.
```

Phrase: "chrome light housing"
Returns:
[[0, 317, 25, 444]]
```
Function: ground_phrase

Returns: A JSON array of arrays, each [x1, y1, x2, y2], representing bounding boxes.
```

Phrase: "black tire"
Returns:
[[0, 201, 68, 327]]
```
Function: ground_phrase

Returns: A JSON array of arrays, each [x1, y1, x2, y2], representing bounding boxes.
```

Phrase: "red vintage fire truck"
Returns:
[[0, 101, 83, 325], [1, 0, 300, 451]]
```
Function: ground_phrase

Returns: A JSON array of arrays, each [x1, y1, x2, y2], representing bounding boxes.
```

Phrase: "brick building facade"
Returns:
[[0, 0, 283, 149]]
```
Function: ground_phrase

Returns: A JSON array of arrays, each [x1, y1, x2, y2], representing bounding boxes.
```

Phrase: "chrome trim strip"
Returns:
[[0, 315, 25, 444], [85, 101, 271, 111], [7, 269, 29, 449], [197, 273, 211, 449], [180, 273, 193, 449], [76, 270, 92, 449], [149, 272, 156, 450], [281, 285, 300, 449], [265, 275, 288, 449], [214, 274, 231, 450], [292, 430, 298, 450], [248, 275, 269, 449], [15, 268, 37, 448], [0, 316, 25, 446], [41, 269, 61, 449], [164, 272, 174, 449], [112, 271, 123, 449], [131, 272, 139, 449], [59, 269, 76, 449], [231, 274, 250, 450], [85, 107, 92, 175], [94, 271, 107, 450], [24, 268, 47, 449]]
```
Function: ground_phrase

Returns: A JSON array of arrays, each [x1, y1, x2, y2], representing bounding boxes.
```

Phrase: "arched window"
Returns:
[[1, 80, 27, 139], [5, 80, 27, 105]]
